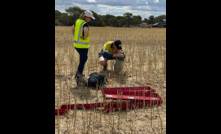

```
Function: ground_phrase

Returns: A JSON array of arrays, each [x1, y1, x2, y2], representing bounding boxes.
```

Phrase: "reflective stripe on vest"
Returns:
[[73, 19, 90, 48], [73, 40, 89, 45], [74, 21, 89, 45]]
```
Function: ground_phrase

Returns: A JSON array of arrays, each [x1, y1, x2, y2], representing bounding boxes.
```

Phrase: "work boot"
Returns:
[[74, 71, 80, 79], [75, 72, 85, 85]]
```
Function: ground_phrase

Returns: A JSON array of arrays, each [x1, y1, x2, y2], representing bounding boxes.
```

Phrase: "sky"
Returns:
[[55, 0, 166, 20]]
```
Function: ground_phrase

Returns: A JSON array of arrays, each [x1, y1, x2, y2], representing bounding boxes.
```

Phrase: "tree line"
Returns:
[[55, 7, 166, 27]]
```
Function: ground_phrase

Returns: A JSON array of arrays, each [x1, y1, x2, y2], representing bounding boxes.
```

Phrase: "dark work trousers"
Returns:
[[75, 48, 88, 74]]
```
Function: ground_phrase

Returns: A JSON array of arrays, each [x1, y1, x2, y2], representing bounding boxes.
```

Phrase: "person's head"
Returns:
[[113, 40, 122, 50], [79, 10, 95, 23]]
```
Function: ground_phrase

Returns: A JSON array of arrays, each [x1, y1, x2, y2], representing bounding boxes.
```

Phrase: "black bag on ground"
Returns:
[[88, 72, 104, 88]]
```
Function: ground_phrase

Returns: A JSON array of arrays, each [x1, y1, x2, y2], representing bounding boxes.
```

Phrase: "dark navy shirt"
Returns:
[[82, 23, 88, 36], [74, 21, 88, 36]]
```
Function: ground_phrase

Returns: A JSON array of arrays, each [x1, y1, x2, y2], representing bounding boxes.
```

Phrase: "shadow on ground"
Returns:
[[69, 70, 129, 101]]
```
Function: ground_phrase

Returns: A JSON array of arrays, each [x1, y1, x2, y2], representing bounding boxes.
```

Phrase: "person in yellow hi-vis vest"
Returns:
[[98, 40, 125, 73], [71, 10, 95, 83]]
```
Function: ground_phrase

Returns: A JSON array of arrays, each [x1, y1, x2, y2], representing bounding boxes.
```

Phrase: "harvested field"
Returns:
[[55, 26, 166, 134]]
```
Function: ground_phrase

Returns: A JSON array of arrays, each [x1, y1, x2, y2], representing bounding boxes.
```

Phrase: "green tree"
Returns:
[[143, 18, 149, 24], [131, 15, 142, 26], [116, 16, 126, 27], [109, 17, 119, 27], [95, 15, 105, 26], [55, 19, 59, 25], [103, 14, 115, 26], [65, 7, 84, 16], [155, 15, 166, 23], [88, 11, 104, 26], [65, 7, 84, 24], [55, 10, 62, 25], [55, 6, 165, 27], [123, 13, 133, 27], [148, 15, 155, 24], [60, 13, 69, 25], [55, 10, 61, 20]]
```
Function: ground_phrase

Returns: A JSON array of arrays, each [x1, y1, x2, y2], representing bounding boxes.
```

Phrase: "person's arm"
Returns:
[[71, 25, 75, 36], [113, 50, 124, 58], [102, 51, 124, 59], [113, 53, 124, 58], [80, 27, 89, 40]]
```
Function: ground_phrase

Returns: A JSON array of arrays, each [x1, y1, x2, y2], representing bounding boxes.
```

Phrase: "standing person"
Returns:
[[71, 10, 95, 83], [98, 40, 125, 73]]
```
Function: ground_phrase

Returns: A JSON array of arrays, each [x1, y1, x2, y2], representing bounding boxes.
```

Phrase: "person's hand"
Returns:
[[80, 36, 85, 40], [117, 54, 125, 61], [119, 54, 124, 58]]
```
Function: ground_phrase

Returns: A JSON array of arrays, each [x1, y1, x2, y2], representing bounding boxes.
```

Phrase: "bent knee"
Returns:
[[99, 61, 107, 66], [99, 57, 107, 66]]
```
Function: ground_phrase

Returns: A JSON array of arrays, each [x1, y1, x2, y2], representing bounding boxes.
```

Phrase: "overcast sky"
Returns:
[[55, 0, 166, 19]]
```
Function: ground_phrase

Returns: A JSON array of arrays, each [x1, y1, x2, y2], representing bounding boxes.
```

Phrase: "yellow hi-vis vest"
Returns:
[[73, 19, 90, 48]]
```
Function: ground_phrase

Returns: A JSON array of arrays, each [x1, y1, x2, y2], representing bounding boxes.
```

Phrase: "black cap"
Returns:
[[114, 40, 122, 50]]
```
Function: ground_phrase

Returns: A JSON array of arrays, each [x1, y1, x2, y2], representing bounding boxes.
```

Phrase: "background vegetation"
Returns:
[[55, 7, 166, 27]]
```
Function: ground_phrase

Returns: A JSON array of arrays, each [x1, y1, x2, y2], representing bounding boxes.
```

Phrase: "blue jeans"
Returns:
[[75, 48, 88, 74]]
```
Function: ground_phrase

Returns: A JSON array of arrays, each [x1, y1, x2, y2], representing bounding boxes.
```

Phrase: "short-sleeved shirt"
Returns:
[[103, 41, 124, 54], [73, 22, 89, 36]]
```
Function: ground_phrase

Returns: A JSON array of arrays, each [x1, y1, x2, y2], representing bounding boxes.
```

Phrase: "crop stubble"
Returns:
[[55, 26, 166, 134]]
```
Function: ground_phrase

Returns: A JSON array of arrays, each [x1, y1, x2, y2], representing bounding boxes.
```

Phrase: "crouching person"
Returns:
[[98, 40, 125, 73]]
